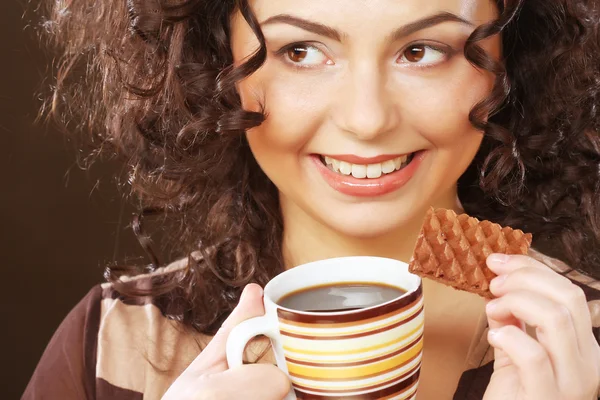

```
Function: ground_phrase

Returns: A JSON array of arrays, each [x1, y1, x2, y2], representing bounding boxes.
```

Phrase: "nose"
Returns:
[[334, 63, 399, 140]]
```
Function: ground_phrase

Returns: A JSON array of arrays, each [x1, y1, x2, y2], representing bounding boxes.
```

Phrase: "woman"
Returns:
[[24, 0, 600, 398]]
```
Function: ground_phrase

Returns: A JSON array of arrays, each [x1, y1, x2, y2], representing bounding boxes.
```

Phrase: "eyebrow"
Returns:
[[260, 12, 475, 43]]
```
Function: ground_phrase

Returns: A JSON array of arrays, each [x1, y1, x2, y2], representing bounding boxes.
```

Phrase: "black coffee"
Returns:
[[278, 282, 406, 312]]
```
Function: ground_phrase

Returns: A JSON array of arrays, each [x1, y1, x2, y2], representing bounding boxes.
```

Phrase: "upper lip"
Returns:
[[318, 153, 411, 164]]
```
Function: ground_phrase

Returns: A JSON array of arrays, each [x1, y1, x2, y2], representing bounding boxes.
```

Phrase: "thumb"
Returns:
[[189, 283, 266, 373], [204, 364, 291, 400]]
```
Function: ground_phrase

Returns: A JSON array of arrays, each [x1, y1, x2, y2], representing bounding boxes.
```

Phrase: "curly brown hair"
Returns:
[[40, 0, 600, 334]]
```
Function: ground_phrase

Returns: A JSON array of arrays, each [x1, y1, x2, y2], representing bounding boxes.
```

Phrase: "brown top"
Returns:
[[23, 253, 600, 400]]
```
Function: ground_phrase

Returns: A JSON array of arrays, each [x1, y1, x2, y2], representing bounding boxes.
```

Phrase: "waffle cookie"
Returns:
[[409, 208, 533, 298]]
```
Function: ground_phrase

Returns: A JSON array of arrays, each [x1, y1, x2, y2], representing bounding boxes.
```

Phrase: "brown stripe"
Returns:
[[82, 286, 102, 399], [280, 305, 402, 330], [293, 367, 420, 399], [281, 305, 423, 340], [278, 284, 422, 324], [96, 378, 143, 400], [296, 362, 421, 394], [380, 390, 416, 400], [285, 333, 424, 367], [289, 349, 422, 382], [280, 291, 423, 329], [379, 378, 418, 400]]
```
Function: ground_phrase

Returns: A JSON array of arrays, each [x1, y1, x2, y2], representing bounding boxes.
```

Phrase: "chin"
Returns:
[[319, 208, 419, 240]]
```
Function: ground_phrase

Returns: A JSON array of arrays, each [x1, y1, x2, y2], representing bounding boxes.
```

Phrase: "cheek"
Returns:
[[401, 32, 499, 147], [239, 66, 331, 154], [403, 65, 493, 149]]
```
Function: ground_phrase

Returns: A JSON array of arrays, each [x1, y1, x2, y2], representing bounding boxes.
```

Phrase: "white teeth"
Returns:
[[351, 164, 367, 178], [367, 163, 382, 178], [332, 158, 341, 172], [381, 160, 396, 174], [339, 161, 352, 175], [322, 154, 412, 179]]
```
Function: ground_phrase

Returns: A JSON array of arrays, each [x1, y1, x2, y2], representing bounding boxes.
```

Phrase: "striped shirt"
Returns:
[[23, 251, 600, 399]]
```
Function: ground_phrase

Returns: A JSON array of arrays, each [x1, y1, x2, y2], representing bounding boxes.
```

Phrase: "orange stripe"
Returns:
[[287, 337, 423, 381], [285, 334, 423, 367], [283, 320, 424, 357], [292, 362, 421, 392]]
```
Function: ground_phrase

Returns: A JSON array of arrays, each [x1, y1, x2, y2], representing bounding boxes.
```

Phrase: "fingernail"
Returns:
[[240, 284, 255, 301], [488, 253, 509, 264], [486, 299, 498, 313], [248, 283, 265, 298], [487, 329, 501, 344]]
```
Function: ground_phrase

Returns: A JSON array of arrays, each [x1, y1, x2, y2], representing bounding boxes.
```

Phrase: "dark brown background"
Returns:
[[3, 2, 143, 397]]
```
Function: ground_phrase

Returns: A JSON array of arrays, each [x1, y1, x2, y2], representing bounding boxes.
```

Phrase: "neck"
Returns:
[[281, 189, 462, 269]]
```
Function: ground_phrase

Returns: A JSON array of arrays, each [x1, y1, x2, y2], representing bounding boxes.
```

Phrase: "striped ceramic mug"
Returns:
[[226, 257, 424, 400]]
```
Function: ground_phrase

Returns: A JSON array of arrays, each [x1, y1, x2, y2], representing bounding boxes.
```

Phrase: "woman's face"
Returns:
[[231, 0, 500, 239]]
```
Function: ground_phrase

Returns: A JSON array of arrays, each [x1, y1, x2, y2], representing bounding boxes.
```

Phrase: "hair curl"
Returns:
[[40, 0, 600, 334]]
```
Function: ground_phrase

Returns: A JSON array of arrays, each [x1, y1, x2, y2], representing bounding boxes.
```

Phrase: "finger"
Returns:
[[486, 290, 582, 388], [488, 325, 557, 400], [487, 255, 594, 353], [188, 284, 266, 374], [486, 253, 548, 276], [200, 364, 291, 400], [486, 299, 524, 369]]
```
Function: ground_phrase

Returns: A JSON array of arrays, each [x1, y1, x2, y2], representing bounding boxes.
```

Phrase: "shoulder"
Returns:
[[96, 257, 211, 398], [530, 248, 600, 297], [529, 248, 600, 341], [96, 257, 273, 396], [25, 258, 212, 400], [23, 285, 103, 400], [529, 248, 600, 300]]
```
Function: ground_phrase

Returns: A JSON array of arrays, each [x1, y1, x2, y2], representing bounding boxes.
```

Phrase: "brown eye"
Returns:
[[403, 45, 426, 63], [282, 44, 330, 66], [287, 46, 309, 63], [398, 44, 447, 66]]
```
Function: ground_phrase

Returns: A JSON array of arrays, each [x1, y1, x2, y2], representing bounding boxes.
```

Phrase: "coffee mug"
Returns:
[[226, 256, 424, 400]]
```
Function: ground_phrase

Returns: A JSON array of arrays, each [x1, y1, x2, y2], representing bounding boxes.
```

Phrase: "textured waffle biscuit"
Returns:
[[409, 208, 533, 298]]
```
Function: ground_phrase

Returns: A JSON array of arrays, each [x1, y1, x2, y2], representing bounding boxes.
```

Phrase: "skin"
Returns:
[[232, 0, 500, 265], [484, 256, 600, 399], [161, 284, 291, 400], [161, 0, 600, 398]]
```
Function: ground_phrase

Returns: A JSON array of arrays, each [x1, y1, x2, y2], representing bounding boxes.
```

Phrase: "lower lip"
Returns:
[[311, 151, 426, 198]]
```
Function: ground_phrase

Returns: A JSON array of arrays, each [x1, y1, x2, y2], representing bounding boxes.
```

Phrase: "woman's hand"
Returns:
[[483, 254, 600, 400], [161, 284, 291, 400]]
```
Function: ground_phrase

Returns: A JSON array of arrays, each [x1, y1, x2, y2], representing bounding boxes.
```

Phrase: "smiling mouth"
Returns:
[[318, 153, 416, 179]]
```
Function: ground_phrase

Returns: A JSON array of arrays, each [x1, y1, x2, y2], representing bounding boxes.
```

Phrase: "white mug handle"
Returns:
[[226, 315, 296, 400]]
